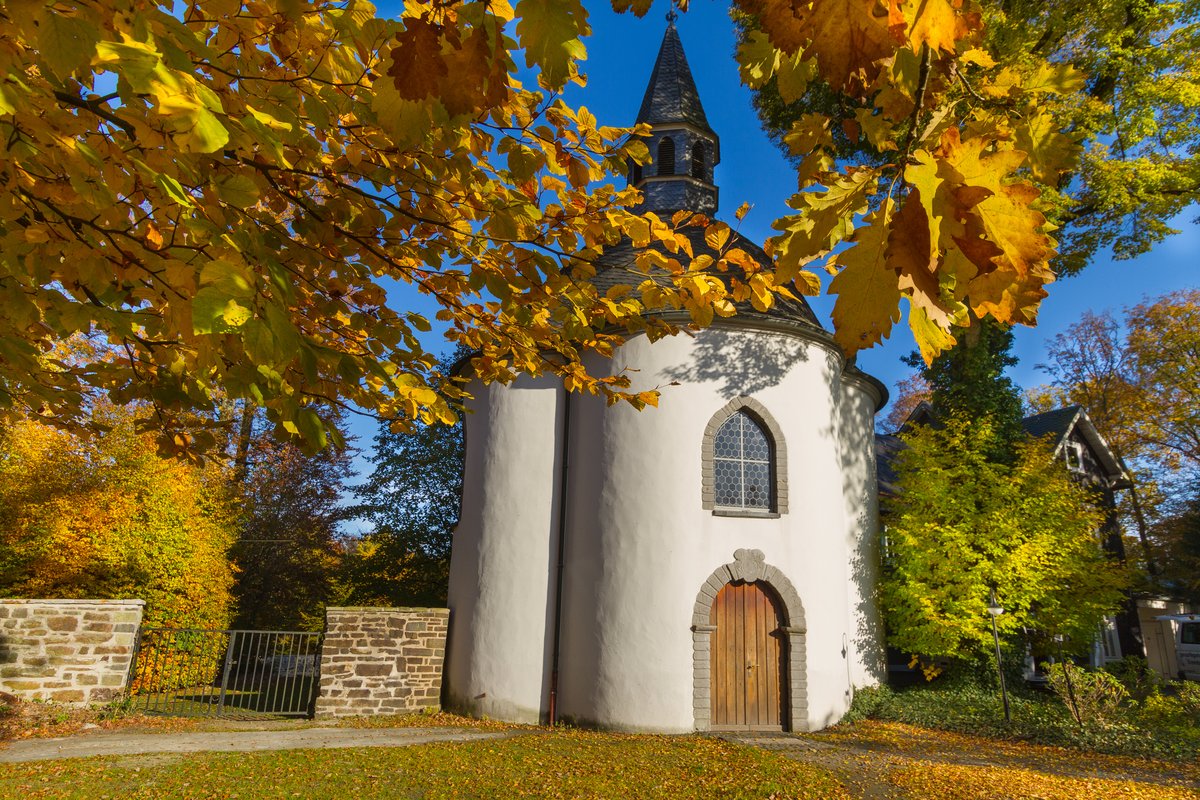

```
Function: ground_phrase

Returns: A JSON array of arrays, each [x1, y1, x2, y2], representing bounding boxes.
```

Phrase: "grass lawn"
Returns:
[[3, 722, 1198, 800], [0, 730, 850, 800]]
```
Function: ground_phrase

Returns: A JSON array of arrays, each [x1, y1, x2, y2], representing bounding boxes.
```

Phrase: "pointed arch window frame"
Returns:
[[701, 396, 788, 517]]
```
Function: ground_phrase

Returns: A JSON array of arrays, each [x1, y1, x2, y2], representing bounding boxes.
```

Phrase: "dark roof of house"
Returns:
[[591, 224, 824, 331], [636, 22, 713, 132], [875, 434, 903, 497], [1021, 405, 1084, 445]]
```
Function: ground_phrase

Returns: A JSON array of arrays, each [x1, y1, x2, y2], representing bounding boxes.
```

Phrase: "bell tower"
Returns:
[[629, 15, 720, 216]]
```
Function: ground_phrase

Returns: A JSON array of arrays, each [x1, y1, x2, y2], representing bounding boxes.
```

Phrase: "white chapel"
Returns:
[[444, 20, 887, 733]]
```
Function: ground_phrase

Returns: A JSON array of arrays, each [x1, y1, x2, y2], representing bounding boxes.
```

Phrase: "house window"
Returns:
[[691, 142, 706, 179], [1066, 441, 1086, 473], [713, 411, 774, 511], [657, 137, 676, 175], [1099, 616, 1122, 662]]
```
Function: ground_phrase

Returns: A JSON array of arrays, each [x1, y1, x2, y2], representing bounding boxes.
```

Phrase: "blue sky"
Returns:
[[348, 1, 1197, 477]]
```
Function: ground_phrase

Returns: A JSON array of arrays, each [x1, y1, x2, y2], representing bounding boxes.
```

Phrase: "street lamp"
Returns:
[[987, 588, 1012, 723]]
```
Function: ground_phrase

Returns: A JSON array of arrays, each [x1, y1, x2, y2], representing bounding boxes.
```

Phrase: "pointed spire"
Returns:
[[635, 22, 713, 133]]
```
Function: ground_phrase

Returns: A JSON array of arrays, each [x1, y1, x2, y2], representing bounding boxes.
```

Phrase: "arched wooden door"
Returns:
[[710, 580, 786, 730]]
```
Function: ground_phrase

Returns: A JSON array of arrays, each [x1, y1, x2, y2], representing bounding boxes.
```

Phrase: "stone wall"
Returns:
[[0, 599, 144, 704], [314, 607, 448, 718]]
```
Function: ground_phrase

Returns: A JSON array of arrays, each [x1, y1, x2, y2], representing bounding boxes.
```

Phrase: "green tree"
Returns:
[[344, 354, 465, 608], [1153, 485, 1200, 605], [0, 403, 238, 630], [230, 411, 355, 630], [901, 319, 1026, 462], [881, 415, 1130, 663]]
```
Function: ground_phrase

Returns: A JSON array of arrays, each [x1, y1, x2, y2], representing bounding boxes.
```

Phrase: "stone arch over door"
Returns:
[[691, 549, 807, 731]]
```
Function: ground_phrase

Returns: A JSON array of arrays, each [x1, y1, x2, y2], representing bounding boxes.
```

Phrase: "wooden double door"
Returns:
[[710, 580, 787, 730]]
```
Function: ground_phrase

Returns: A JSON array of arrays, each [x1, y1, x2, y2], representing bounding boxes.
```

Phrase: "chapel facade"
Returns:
[[444, 21, 887, 733]]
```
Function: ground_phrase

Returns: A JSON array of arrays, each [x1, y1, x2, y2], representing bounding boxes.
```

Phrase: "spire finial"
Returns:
[[666, 8, 677, 25]]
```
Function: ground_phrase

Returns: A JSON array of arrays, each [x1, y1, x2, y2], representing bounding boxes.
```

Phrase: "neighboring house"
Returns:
[[444, 21, 888, 734], [878, 403, 1195, 680]]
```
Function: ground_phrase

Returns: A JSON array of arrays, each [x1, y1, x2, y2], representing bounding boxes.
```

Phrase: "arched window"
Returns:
[[691, 142, 706, 179], [657, 137, 676, 176], [712, 411, 774, 510]]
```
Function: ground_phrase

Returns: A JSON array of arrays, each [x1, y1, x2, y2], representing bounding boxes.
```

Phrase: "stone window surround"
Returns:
[[690, 549, 808, 732], [701, 396, 789, 515]]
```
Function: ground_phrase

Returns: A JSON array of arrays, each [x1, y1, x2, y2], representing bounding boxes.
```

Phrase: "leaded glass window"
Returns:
[[712, 411, 774, 510]]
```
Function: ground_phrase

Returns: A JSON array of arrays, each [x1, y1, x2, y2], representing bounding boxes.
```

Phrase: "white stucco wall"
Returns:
[[836, 373, 888, 693], [444, 375, 563, 723], [447, 321, 885, 733]]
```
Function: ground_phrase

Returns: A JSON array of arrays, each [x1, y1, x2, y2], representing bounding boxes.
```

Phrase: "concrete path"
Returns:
[[0, 726, 520, 763]]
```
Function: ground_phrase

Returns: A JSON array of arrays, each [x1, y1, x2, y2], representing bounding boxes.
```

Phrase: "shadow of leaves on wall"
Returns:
[[662, 328, 811, 399]]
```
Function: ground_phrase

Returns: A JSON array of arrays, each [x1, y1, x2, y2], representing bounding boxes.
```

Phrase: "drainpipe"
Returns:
[[547, 386, 571, 725]]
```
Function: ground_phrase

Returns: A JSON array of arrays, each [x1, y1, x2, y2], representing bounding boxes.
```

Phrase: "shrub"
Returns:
[[842, 685, 896, 723], [1171, 681, 1200, 720], [1103, 656, 1162, 701], [1045, 662, 1128, 725]]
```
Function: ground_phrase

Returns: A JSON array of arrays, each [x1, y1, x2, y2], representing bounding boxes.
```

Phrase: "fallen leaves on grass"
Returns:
[[0, 699, 205, 745], [891, 761, 1200, 800], [0, 730, 850, 799], [815, 720, 1199, 785], [332, 709, 527, 732]]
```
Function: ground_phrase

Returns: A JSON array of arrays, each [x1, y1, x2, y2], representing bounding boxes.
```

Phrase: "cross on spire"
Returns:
[[666, 8, 677, 25]]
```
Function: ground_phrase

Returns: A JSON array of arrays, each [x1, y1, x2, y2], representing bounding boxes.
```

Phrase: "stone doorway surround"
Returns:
[[691, 549, 807, 732]]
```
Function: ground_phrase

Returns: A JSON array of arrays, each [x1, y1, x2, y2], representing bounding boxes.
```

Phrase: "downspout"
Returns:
[[547, 386, 571, 725]]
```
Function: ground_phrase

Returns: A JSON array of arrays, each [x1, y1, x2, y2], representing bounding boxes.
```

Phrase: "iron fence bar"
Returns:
[[206, 630, 226, 713], [153, 630, 168, 715], [283, 633, 300, 716], [167, 630, 182, 716], [270, 633, 282, 716], [125, 624, 144, 705], [234, 627, 253, 713], [309, 628, 325, 719], [252, 631, 270, 714], [218, 630, 238, 717], [183, 630, 202, 716]]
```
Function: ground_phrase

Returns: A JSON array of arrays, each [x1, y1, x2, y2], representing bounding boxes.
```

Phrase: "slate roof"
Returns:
[[591, 225, 824, 330], [1021, 405, 1083, 445], [875, 434, 904, 497], [635, 22, 713, 132]]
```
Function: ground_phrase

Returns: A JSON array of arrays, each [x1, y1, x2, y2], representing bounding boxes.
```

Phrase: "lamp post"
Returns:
[[987, 589, 1011, 723]]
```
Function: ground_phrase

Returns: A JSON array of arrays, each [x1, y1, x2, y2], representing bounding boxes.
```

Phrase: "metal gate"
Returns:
[[128, 628, 323, 718]]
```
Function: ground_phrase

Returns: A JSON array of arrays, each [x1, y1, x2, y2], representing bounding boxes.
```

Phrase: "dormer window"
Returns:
[[1066, 441, 1086, 473], [657, 137, 676, 176], [691, 143, 706, 179]]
